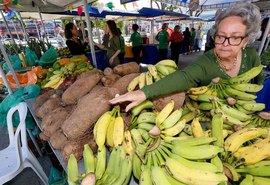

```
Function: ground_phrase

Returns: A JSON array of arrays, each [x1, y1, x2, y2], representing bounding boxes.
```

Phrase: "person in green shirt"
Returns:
[[110, 2, 264, 112], [96, 20, 121, 68], [130, 24, 142, 64], [117, 28, 126, 64], [156, 23, 169, 60]]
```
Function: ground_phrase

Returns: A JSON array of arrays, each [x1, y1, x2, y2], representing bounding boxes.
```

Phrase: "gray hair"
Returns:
[[211, 3, 262, 44]]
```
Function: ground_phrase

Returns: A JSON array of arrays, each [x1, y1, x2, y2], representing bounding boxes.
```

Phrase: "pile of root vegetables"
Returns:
[[34, 62, 184, 161]]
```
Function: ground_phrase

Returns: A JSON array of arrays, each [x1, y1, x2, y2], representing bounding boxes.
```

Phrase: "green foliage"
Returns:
[[116, 21, 124, 31], [260, 48, 270, 66]]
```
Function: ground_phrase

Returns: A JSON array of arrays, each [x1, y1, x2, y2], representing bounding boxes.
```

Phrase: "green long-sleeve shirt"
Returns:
[[142, 48, 264, 99]]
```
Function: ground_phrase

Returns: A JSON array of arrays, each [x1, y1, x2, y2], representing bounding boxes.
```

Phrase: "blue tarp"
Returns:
[[138, 7, 189, 18], [47, 7, 189, 19]]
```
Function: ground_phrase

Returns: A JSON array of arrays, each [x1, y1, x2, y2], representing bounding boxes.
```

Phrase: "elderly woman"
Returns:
[[110, 2, 265, 112]]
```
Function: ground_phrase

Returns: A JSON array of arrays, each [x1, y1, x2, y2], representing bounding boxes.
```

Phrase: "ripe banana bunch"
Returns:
[[127, 60, 177, 92], [247, 112, 270, 127], [224, 127, 269, 154], [43, 73, 65, 89], [187, 86, 209, 95], [236, 160, 270, 177], [207, 77, 229, 99]]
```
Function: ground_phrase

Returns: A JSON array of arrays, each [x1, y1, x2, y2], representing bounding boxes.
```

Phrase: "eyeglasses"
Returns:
[[214, 35, 247, 46]]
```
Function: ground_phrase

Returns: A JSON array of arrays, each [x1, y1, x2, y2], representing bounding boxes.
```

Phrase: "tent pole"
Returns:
[[11, 20, 22, 45], [0, 41, 20, 88], [0, 10, 18, 54], [34, 20, 41, 40], [16, 11, 29, 42], [258, 18, 270, 56], [95, 18, 101, 44], [83, 0, 97, 68], [37, 6, 49, 43], [80, 16, 86, 42], [0, 63, 13, 94], [264, 37, 270, 51], [151, 20, 154, 44]]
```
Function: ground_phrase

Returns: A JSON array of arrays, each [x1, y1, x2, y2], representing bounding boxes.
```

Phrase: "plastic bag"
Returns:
[[38, 46, 58, 67], [0, 84, 40, 129], [25, 48, 38, 66], [3, 54, 22, 73], [48, 167, 68, 185]]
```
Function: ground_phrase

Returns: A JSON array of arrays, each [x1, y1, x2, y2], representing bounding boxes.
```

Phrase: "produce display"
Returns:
[[33, 60, 270, 185]]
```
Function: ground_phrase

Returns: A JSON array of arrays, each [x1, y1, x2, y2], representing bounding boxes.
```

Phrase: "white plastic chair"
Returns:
[[0, 102, 48, 185]]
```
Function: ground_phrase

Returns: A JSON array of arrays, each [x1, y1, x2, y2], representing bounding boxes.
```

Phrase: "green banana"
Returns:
[[223, 163, 240, 182], [197, 93, 215, 102], [138, 128, 150, 142], [111, 155, 133, 185], [235, 104, 254, 114], [83, 144, 95, 174], [236, 162, 270, 177], [240, 174, 254, 185], [229, 64, 263, 84], [225, 87, 257, 101], [137, 112, 157, 124], [220, 104, 251, 121], [131, 100, 154, 117], [140, 166, 152, 185], [156, 59, 178, 69], [137, 122, 155, 131], [133, 152, 142, 180], [230, 83, 263, 93], [151, 166, 172, 185], [236, 99, 256, 105], [156, 100, 175, 127], [160, 108, 183, 130], [94, 146, 106, 180], [210, 155, 224, 173], [156, 64, 170, 76], [171, 153, 221, 173], [161, 119, 186, 137], [165, 158, 227, 185], [67, 154, 79, 185], [211, 113, 224, 147], [199, 102, 214, 111], [222, 113, 246, 126], [242, 102, 266, 112], [253, 176, 270, 185], [171, 136, 217, 146]]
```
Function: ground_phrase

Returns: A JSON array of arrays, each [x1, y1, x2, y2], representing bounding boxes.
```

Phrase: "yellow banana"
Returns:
[[225, 87, 257, 101], [94, 146, 106, 180], [156, 59, 178, 69], [188, 86, 208, 95], [94, 111, 112, 150], [147, 64, 158, 78], [145, 71, 153, 86], [156, 64, 170, 76], [122, 130, 133, 155], [44, 75, 62, 88], [127, 76, 139, 92], [160, 108, 183, 130], [230, 83, 263, 93], [139, 72, 146, 89], [220, 104, 251, 121], [67, 154, 79, 185], [156, 100, 175, 127], [161, 119, 186, 137], [191, 118, 205, 137], [52, 77, 65, 89], [113, 115, 124, 146], [106, 115, 116, 148]]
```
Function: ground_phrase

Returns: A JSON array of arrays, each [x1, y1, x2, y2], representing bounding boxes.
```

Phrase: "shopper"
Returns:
[[65, 23, 86, 55], [95, 20, 121, 67], [190, 27, 196, 53], [156, 23, 169, 60], [110, 3, 264, 112], [56, 30, 65, 48], [182, 27, 191, 55], [194, 26, 203, 52], [130, 24, 142, 64], [118, 28, 126, 64], [169, 25, 183, 64]]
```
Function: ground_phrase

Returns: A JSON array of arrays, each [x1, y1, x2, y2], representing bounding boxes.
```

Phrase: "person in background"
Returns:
[[109, 2, 264, 112], [130, 24, 142, 64], [190, 27, 196, 53], [96, 20, 121, 67], [156, 23, 169, 60], [65, 22, 86, 55], [194, 26, 203, 52], [182, 27, 191, 55], [56, 30, 65, 48], [118, 28, 126, 64], [169, 25, 183, 64]]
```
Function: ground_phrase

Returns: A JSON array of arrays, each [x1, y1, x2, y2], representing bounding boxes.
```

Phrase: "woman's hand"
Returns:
[[109, 90, 147, 112], [109, 57, 114, 65]]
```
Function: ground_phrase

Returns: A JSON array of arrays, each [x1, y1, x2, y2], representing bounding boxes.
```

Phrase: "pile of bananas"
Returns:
[[41, 60, 93, 89], [57, 47, 71, 57], [127, 60, 178, 91]]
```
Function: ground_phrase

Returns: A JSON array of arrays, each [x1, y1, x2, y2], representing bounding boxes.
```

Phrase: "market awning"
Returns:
[[138, 7, 189, 18]]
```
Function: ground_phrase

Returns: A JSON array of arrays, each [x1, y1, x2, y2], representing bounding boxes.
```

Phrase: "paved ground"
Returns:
[[0, 51, 203, 185]]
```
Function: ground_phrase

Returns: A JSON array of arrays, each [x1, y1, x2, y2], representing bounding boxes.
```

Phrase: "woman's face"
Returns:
[[71, 25, 78, 37], [215, 16, 248, 59]]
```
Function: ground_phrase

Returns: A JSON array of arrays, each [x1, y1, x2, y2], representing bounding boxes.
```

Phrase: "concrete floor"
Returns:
[[0, 51, 203, 185]]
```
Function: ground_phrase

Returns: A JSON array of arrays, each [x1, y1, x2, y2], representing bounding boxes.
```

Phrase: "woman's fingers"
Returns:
[[125, 101, 139, 112]]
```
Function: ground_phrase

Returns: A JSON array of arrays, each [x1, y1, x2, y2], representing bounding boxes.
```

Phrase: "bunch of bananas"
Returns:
[[42, 70, 65, 89], [247, 111, 270, 127], [57, 47, 71, 57], [127, 59, 178, 91]]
